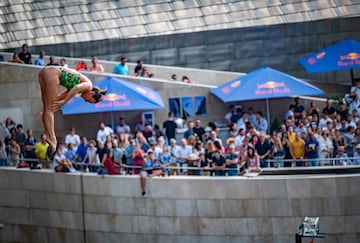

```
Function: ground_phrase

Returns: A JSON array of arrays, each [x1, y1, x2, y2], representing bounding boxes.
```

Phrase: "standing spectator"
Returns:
[[125, 136, 137, 173], [35, 134, 49, 168], [153, 124, 166, 140], [337, 101, 348, 121], [65, 127, 81, 151], [305, 133, 319, 166], [24, 129, 37, 169], [134, 114, 146, 133], [175, 138, 192, 175], [16, 124, 26, 158], [211, 140, 226, 176], [163, 112, 178, 143], [82, 140, 98, 172], [116, 117, 131, 137], [225, 144, 239, 176], [34, 51, 45, 66], [245, 146, 261, 173], [8, 52, 25, 64], [142, 124, 154, 142], [184, 121, 195, 139], [87, 56, 104, 72], [343, 126, 355, 157], [46, 55, 59, 66], [290, 133, 305, 167], [307, 101, 320, 117], [60, 58, 68, 68], [97, 141, 109, 168], [225, 105, 236, 127], [96, 122, 113, 144], [8, 138, 21, 166], [272, 137, 285, 167], [113, 57, 129, 75], [18, 43, 32, 64], [255, 133, 271, 167], [134, 59, 143, 75], [254, 111, 268, 134], [322, 99, 337, 119], [193, 119, 205, 142], [0, 140, 8, 166], [318, 131, 333, 166], [294, 97, 305, 123]]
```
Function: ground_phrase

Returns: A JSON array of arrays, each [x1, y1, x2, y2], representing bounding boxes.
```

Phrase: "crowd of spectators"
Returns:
[[2, 44, 359, 181]]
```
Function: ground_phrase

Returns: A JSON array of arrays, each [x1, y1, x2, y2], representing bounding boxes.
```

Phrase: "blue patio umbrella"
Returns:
[[299, 39, 360, 82], [62, 77, 165, 127], [211, 67, 324, 124]]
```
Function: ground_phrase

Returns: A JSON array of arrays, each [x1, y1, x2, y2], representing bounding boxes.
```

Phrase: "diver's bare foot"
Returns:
[[46, 138, 57, 152]]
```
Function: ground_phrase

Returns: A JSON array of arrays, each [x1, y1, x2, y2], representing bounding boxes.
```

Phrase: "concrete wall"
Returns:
[[0, 168, 359, 242]]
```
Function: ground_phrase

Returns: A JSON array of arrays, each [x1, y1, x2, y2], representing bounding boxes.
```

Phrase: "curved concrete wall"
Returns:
[[0, 168, 359, 243]]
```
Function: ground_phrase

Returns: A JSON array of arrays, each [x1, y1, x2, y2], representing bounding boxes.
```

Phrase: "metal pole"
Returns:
[[266, 98, 270, 133], [351, 69, 354, 86]]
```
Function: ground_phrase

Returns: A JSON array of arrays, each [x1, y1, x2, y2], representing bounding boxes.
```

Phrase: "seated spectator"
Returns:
[[170, 74, 177, 81], [182, 75, 193, 83], [53, 144, 76, 173], [87, 56, 104, 72], [337, 101, 348, 121], [46, 55, 59, 66], [74, 136, 89, 165], [134, 59, 143, 75], [65, 143, 77, 165], [345, 114, 357, 129], [8, 52, 25, 64], [60, 58, 68, 67], [140, 150, 163, 196], [158, 144, 171, 175], [113, 57, 129, 75], [352, 144, 360, 165], [34, 51, 45, 66], [334, 146, 350, 166], [103, 150, 122, 175], [139, 66, 150, 77]]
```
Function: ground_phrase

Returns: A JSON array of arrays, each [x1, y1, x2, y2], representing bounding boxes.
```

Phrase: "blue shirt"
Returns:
[[34, 57, 45, 66], [305, 139, 319, 159], [113, 63, 129, 75], [76, 143, 89, 163]]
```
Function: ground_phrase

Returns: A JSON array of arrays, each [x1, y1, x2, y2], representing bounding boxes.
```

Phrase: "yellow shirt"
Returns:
[[35, 142, 49, 160], [290, 139, 305, 158], [288, 132, 296, 143]]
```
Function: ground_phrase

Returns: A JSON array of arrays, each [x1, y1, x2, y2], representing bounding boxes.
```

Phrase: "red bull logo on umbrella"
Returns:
[[96, 93, 130, 108], [338, 52, 360, 67], [255, 81, 290, 95]]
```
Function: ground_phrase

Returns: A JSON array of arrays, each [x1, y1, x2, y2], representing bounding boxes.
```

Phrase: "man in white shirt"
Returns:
[[65, 127, 80, 151], [175, 138, 192, 174], [96, 122, 114, 144], [116, 117, 131, 138]]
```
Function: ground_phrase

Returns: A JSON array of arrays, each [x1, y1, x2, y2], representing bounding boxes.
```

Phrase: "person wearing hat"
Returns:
[[352, 144, 360, 165]]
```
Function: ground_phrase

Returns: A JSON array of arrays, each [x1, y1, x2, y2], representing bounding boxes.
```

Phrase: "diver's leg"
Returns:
[[39, 68, 59, 151]]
